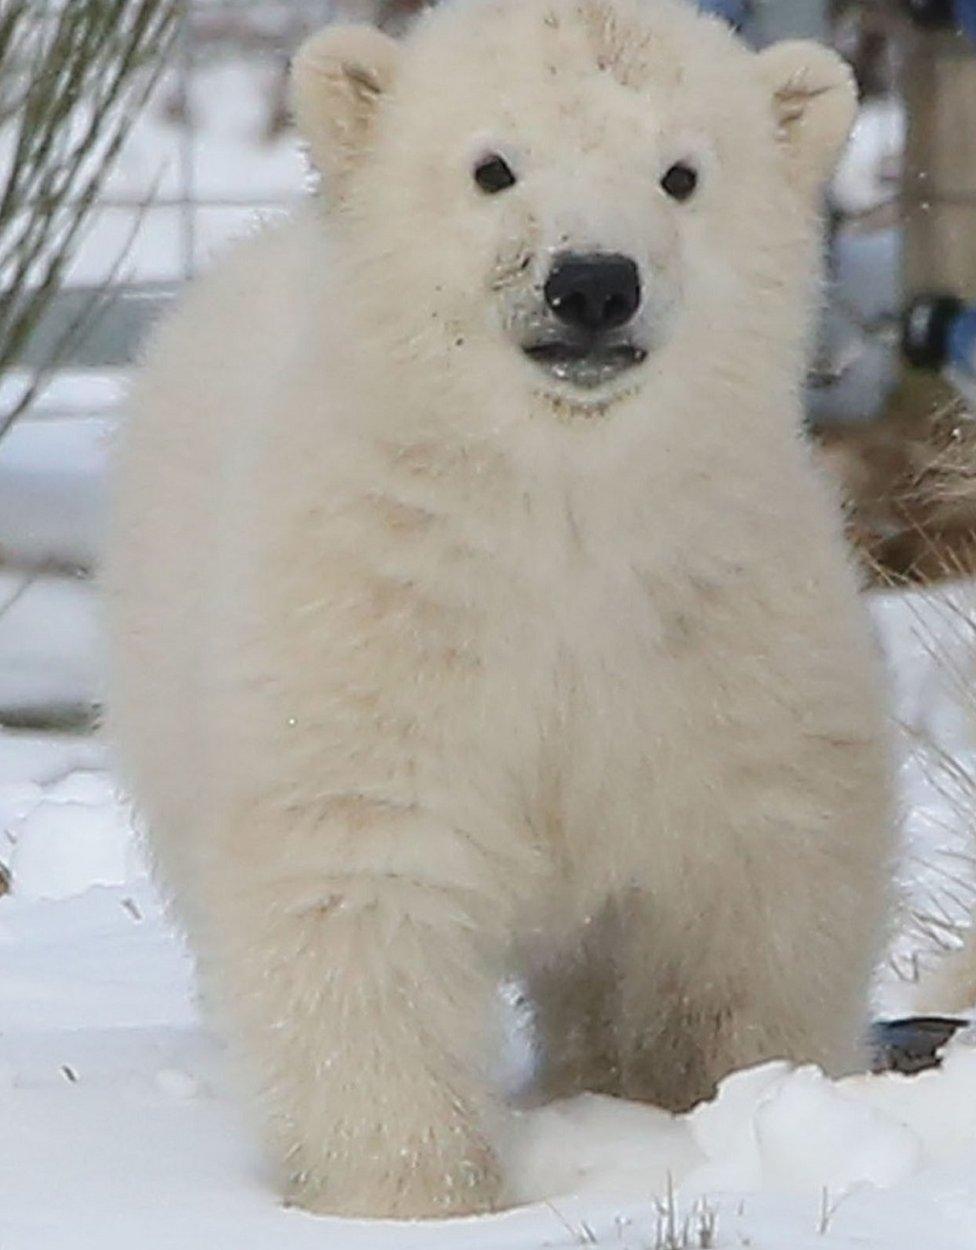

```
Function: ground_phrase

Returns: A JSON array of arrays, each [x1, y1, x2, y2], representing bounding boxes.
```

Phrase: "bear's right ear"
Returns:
[[290, 25, 400, 186]]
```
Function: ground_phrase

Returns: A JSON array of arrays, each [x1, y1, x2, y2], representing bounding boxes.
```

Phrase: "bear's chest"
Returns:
[[481, 501, 716, 751]]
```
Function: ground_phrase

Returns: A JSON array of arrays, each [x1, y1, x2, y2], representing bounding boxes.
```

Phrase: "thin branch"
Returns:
[[0, 0, 182, 433]]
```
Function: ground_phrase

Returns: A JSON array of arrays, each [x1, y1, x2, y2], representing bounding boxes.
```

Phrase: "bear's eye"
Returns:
[[474, 154, 517, 194], [660, 162, 698, 202]]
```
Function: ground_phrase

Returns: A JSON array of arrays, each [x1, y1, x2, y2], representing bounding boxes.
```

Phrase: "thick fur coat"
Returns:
[[105, 0, 894, 1219]]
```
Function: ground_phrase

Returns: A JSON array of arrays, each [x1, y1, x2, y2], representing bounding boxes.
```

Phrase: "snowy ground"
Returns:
[[4, 592, 976, 1248]]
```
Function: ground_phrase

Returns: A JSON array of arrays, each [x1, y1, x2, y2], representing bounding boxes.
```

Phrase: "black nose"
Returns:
[[544, 252, 641, 333]]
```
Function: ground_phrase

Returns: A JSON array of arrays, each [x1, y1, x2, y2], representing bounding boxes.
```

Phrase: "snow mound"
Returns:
[[5, 768, 141, 901], [694, 1063, 922, 1192]]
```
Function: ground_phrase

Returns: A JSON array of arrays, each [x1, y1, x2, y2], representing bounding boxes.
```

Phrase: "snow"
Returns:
[[830, 97, 905, 219], [0, 370, 125, 421], [0, 572, 102, 715], [0, 376, 116, 718], [7, 785, 136, 901], [4, 591, 976, 1247]]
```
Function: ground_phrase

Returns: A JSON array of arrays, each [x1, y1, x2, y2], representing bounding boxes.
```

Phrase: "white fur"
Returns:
[[916, 933, 976, 1014], [104, 0, 893, 1220]]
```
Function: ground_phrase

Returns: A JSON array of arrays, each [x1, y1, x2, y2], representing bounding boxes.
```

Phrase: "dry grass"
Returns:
[[0, 0, 180, 434], [815, 379, 976, 1002], [814, 371, 976, 587], [654, 1175, 719, 1250]]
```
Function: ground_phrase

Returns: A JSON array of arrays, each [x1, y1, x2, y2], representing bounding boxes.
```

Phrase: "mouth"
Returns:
[[522, 339, 648, 390]]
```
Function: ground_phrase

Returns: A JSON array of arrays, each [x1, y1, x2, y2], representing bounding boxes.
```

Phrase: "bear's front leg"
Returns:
[[204, 861, 508, 1219], [611, 850, 885, 1113]]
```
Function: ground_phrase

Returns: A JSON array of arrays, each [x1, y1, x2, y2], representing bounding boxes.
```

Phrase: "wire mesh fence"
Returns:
[[4, 0, 336, 375], [0, 0, 338, 728]]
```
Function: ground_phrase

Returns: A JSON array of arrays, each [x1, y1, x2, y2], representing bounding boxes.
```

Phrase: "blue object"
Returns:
[[958, 0, 976, 43], [698, 0, 750, 29], [870, 1016, 967, 1074], [947, 303, 976, 381]]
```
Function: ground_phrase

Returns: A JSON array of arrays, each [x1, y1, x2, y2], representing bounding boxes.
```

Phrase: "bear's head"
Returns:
[[291, 0, 855, 420]]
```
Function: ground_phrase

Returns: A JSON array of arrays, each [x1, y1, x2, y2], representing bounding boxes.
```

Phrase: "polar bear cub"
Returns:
[[105, 0, 893, 1220]]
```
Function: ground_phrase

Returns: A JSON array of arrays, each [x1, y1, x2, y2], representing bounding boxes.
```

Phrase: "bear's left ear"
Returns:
[[290, 25, 401, 187], [756, 40, 857, 199]]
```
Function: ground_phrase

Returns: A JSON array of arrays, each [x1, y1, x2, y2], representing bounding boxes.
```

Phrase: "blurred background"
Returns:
[[2, 0, 976, 735], [4, 0, 976, 978], [2, 0, 975, 731]]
